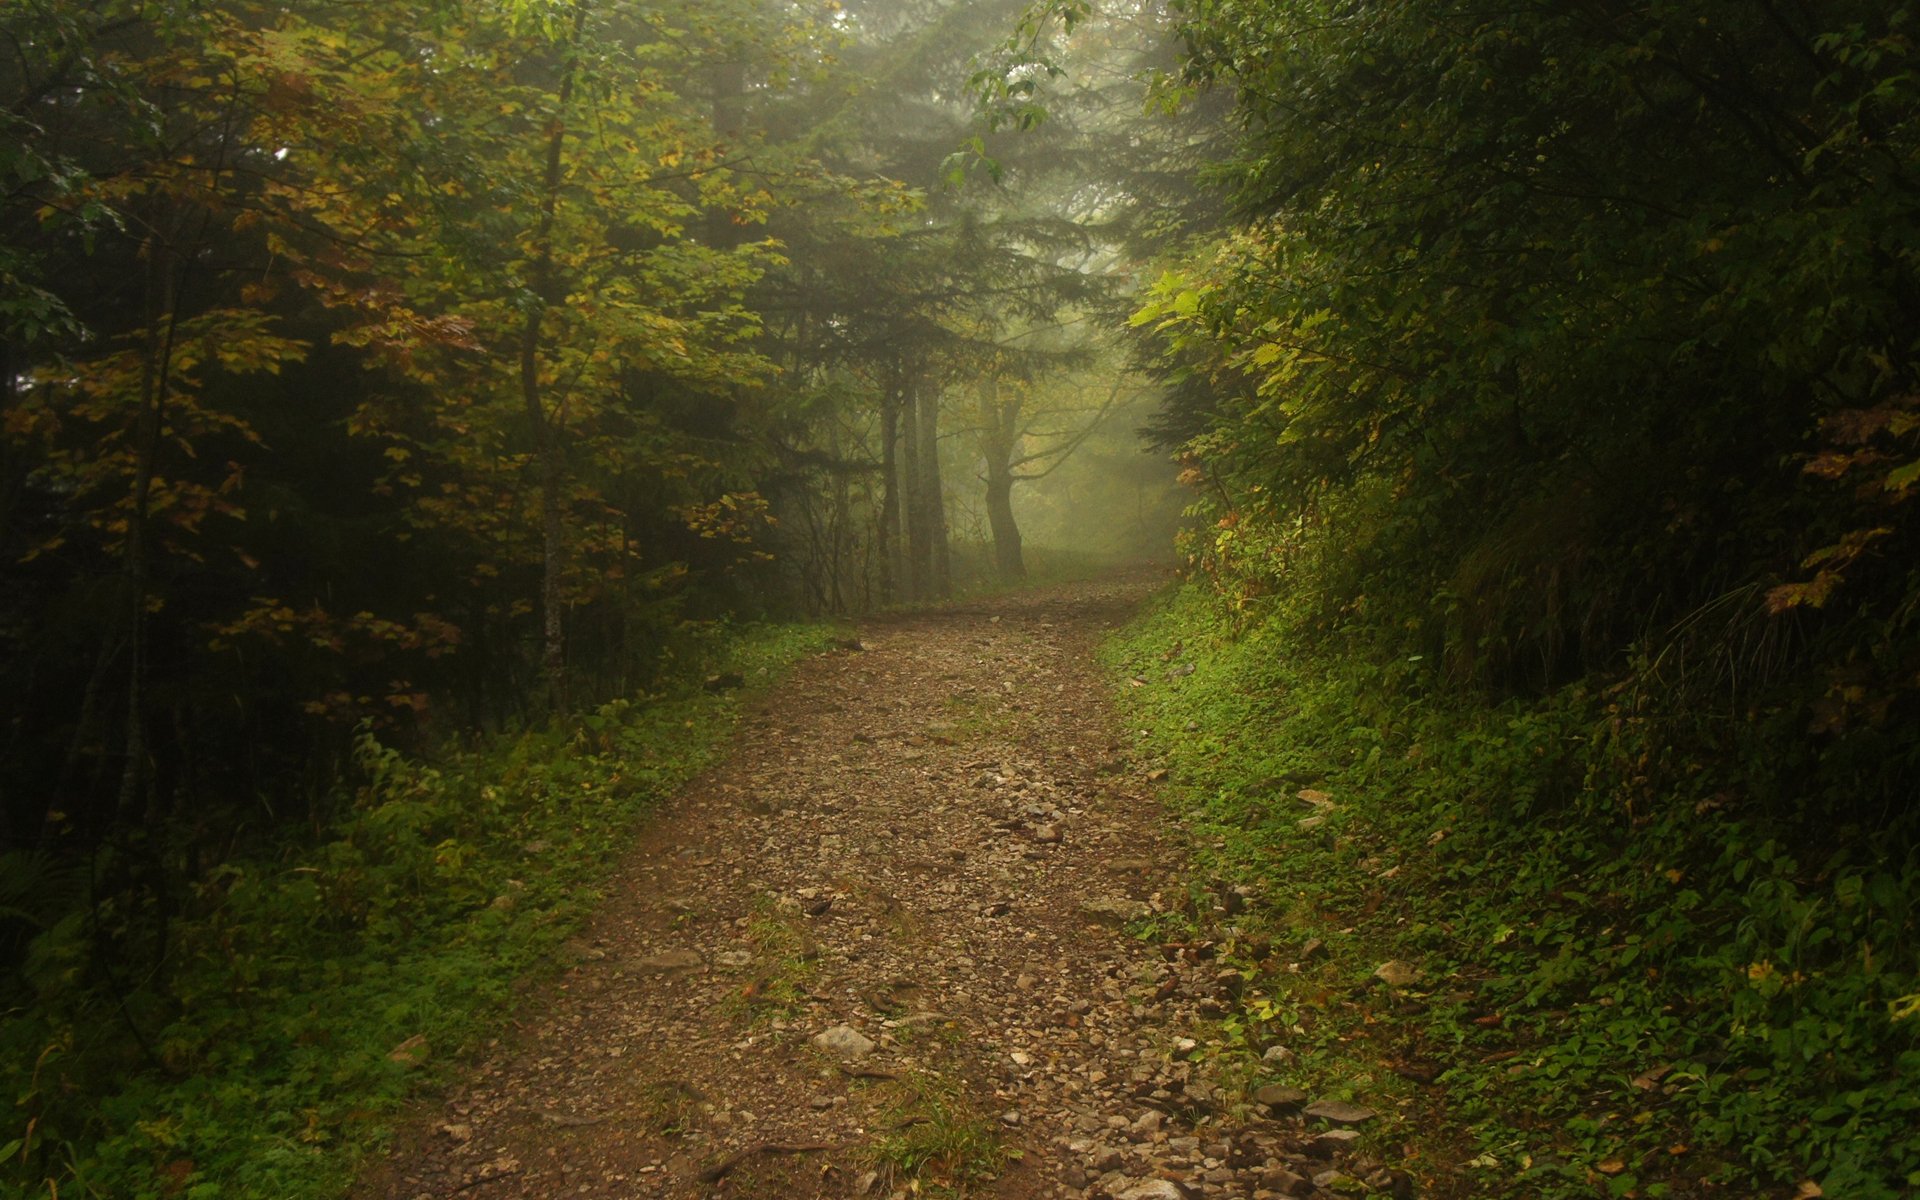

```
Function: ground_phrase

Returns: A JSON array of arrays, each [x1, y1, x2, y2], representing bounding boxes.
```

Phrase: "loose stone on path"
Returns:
[[810, 1025, 876, 1059]]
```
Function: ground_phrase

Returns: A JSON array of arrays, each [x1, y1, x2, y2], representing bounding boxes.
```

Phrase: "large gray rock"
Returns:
[[811, 1025, 877, 1059]]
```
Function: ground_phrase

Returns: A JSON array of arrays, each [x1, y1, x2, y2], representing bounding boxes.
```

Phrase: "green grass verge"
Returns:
[[1104, 583, 1919, 1200], [0, 622, 835, 1200]]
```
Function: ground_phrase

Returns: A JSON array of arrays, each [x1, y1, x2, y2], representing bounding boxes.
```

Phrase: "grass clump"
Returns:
[[864, 1072, 1007, 1198], [0, 622, 834, 1200], [725, 898, 821, 1022], [637, 1079, 706, 1137], [1104, 582, 1920, 1200]]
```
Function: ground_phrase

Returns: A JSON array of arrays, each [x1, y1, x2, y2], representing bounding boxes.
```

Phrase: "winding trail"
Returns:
[[357, 573, 1357, 1200]]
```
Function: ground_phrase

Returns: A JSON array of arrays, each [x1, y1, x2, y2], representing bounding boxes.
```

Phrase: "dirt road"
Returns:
[[356, 573, 1362, 1200]]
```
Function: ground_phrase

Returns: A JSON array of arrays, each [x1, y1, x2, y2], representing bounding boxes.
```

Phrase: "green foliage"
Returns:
[[864, 1071, 1008, 1198], [1107, 582, 1920, 1198], [1105, 9, 1920, 1187], [0, 0, 907, 865], [1131, 0, 1920, 709], [0, 622, 831, 1200]]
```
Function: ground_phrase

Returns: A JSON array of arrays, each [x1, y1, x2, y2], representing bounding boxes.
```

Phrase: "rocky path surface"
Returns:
[[357, 574, 1404, 1200]]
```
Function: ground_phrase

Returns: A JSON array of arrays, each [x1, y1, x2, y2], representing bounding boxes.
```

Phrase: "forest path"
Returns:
[[356, 571, 1312, 1200]]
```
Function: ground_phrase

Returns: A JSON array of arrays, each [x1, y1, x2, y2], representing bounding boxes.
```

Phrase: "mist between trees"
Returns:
[[3, 0, 1918, 1195], [0, 0, 1189, 860]]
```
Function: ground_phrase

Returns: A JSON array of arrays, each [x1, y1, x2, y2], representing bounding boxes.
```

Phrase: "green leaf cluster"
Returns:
[[1140, 0, 1920, 699]]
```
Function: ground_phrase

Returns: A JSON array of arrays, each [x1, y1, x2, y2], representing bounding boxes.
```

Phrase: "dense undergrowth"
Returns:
[[1107, 584, 1920, 1200], [0, 623, 832, 1200]]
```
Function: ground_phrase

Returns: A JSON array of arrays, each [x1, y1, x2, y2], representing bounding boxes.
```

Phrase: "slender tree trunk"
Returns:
[[519, 1, 590, 712], [0, 338, 23, 544], [978, 380, 1025, 580], [117, 231, 183, 828], [828, 411, 851, 613], [901, 374, 930, 601], [619, 515, 634, 694], [523, 355, 567, 708], [877, 379, 900, 604], [916, 382, 951, 598]]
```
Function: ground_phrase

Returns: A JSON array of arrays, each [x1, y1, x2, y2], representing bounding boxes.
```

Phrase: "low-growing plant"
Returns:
[[0, 621, 834, 1200], [864, 1071, 1007, 1198], [1105, 582, 1920, 1199], [722, 898, 822, 1022]]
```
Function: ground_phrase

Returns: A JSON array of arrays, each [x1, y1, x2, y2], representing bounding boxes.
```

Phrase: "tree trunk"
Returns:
[[978, 380, 1025, 580], [519, 1, 590, 712], [706, 58, 746, 249], [985, 467, 1024, 579], [901, 374, 930, 600], [828, 407, 851, 613], [118, 229, 184, 828], [916, 382, 951, 598], [0, 338, 23, 544], [877, 378, 901, 603]]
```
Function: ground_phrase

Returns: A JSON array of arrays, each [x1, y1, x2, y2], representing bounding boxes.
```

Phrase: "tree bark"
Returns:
[[916, 381, 951, 598], [518, 1, 590, 712], [985, 468, 1024, 579], [117, 225, 184, 829], [978, 379, 1025, 580], [901, 374, 930, 601], [828, 405, 851, 613], [876, 372, 901, 603]]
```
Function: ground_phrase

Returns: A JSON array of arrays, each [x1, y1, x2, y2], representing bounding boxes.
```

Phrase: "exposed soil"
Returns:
[[355, 573, 1390, 1200]]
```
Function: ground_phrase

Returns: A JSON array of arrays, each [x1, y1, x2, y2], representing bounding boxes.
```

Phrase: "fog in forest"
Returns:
[[1, 0, 1209, 848], [6, 0, 1919, 1196]]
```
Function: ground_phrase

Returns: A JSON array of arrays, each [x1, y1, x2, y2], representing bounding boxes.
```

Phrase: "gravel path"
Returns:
[[355, 573, 1399, 1200]]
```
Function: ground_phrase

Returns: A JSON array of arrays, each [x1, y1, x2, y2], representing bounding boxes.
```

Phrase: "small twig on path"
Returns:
[[836, 1065, 900, 1081], [697, 1141, 835, 1184], [450, 1165, 521, 1193]]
